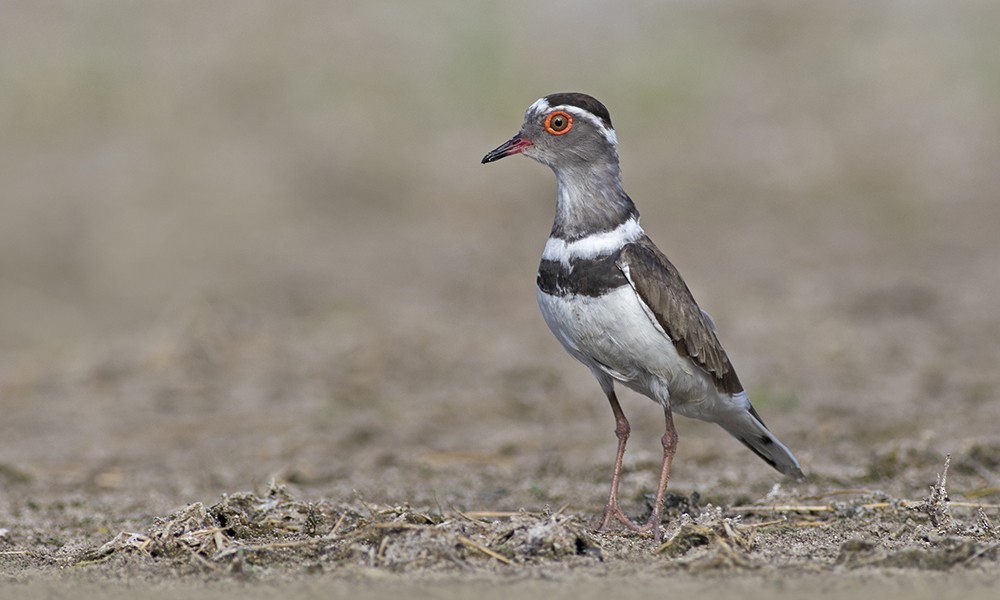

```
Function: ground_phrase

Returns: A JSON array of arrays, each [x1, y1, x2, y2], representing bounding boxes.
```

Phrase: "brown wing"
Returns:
[[616, 236, 743, 395]]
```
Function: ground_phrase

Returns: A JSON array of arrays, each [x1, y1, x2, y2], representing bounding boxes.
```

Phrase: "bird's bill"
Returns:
[[481, 134, 532, 164]]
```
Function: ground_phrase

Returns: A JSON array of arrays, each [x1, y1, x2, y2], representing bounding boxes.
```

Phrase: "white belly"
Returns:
[[536, 285, 721, 412]]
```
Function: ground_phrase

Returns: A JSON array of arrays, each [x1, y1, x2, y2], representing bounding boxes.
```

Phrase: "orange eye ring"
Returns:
[[544, 111, 573, 135]]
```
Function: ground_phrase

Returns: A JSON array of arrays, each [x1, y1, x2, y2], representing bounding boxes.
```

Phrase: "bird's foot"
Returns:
[[639, 513, 664, 543], [596, 504, 665, 542], [596, 501, 643, 533]]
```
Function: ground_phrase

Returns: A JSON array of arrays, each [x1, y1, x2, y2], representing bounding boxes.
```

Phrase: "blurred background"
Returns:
[[2, 0, 999, 511]]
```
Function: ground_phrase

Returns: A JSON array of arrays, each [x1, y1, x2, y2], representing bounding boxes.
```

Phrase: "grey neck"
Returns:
[[550, 161, 639, 241]]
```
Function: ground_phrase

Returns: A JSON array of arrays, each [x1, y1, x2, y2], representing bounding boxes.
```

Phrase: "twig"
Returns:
[[730, 505, 835, 514], [730, 499, 1000, 517], [353, 490, 378, 520], [458, 536, 511, 565], [215, 538, 323, 558], [432, 491, 446, 521], [965, 486, 1000, 500], [950, 501, 1000, 510], [366, 522, 435, 530], [186, 545, 221, 571], [963, 541, 1000, 566], [739, 518, 787, 529], [454, 509, 486, 524], [800, 489, 881, 501], [462, 511, 535, 519], [328, 512, 348, 537], [375, 535, 389, 565]]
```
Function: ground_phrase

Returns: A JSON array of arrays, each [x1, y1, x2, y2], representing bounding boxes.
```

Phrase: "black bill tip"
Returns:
[[482, 134, 532, 164]]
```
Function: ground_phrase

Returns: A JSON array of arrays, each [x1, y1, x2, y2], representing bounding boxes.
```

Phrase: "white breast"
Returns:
[[535, 285, 719, 410]]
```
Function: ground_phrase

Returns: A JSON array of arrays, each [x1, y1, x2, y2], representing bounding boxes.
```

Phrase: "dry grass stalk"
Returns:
[[458, 536, 512, 565]]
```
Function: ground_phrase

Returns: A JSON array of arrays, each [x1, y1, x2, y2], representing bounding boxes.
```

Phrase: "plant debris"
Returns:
[[655, 508, 754, 570], [75, 483, 603, 573], [64, 456, 1000, 577]]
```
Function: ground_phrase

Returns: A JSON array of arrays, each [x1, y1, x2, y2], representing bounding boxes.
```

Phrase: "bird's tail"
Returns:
[[717, 405, 805, 480]]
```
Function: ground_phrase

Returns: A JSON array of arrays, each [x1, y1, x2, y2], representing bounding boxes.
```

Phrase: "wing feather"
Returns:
[[616, 236, 743, 395]]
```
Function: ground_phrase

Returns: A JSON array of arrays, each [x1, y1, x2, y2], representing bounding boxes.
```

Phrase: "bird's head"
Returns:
[[482, 92, 619, 170]]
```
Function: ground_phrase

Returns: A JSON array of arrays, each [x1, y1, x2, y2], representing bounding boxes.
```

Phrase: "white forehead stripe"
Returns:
[[542, 217, 643, 267], [528, 97, 551, 114], [526, 97, 618, 145]]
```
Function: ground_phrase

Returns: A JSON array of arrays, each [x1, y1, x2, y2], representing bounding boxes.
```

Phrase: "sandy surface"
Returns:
[[2, 1, 1000, 597]]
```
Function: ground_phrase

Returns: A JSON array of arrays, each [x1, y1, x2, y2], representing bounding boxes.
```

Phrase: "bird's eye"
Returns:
[[544, 111, 573, 135]]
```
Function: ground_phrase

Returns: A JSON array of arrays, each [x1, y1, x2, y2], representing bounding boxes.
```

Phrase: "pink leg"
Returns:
[[597, 390, 643, 532], [640, 407, 678, 542]]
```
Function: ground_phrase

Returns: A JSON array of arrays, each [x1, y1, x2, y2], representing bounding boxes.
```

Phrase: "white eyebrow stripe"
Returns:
[[525, 96, 618, 145], [549, 105, 618, 145]]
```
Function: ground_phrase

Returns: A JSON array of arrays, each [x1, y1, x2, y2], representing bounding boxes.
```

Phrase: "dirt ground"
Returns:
[[2, 1, 1000, 598]]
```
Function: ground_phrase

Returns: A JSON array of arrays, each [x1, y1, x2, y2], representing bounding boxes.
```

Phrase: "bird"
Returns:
[[482, 92, 804, 542]]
